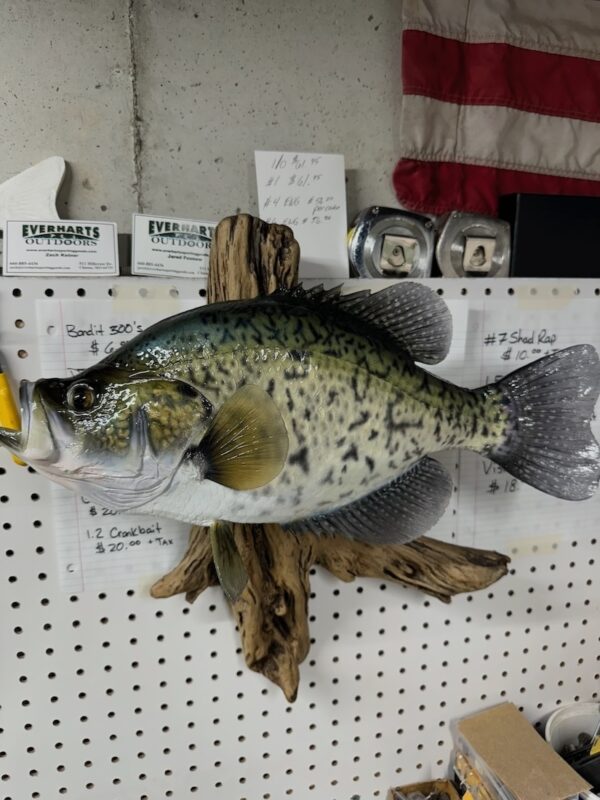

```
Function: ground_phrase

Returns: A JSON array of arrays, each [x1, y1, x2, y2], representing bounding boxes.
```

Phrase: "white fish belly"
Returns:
[[137, 463, 354, 525]]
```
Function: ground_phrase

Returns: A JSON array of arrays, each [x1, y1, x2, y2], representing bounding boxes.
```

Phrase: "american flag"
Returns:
[[394, 0, 600, 216]]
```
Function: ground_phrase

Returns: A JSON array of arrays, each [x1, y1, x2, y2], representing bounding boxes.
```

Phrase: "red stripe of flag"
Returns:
[[403, 30, 600, 123], [393, 158, 600, 216]]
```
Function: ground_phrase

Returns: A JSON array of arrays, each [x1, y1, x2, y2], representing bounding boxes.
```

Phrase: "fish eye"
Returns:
[[67, 382, 96, 412]]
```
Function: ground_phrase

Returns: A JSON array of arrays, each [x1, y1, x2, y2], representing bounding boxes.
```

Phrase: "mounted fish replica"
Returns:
[[2, 283, 599, 599]]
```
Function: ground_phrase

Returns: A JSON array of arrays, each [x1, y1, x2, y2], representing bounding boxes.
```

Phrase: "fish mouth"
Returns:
[[0, 381, 56, 462], [0, 381, 31, 453], [0, 426, 22, 452]]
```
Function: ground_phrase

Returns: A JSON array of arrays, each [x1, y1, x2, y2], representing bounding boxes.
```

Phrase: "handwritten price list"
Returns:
[[456, 300, 600, 548], [37, 298, 199, 592], [482, 327, 559, 376], [79, 322, 148, 365], [81, 499, 174, 554], [255, 150, 349, 279], [261, 153, 340, 228]]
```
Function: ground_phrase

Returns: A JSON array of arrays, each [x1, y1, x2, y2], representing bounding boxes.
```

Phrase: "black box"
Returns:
[[499, 193, 600, 278]]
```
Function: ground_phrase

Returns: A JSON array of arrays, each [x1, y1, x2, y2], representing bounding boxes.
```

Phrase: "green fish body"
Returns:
[[2, 283, 600, 557], [120, 288, 506, 535]]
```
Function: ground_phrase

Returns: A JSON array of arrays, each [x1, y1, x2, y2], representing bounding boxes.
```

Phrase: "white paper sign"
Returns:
[[131, 213, 215, 278], [3, 220, 118, 276], [255, 150, 349, 279], [36, 296, 201, 592], [452, 297, 600, 551]]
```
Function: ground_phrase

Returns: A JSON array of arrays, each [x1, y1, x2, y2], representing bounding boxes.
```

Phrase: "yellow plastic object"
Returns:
[[0, 371, 26, 466]]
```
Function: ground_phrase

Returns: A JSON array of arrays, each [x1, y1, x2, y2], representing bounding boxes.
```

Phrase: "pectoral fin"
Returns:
[[194, 384, 289, 491], [283, 456, 452, 544], [210, 520, 248, 603]]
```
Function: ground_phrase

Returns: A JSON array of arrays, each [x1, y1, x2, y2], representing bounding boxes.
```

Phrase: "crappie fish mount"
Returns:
[[5, 266, 598, 527], [4, 214, 598, 700], [151, 214, 511, 700]]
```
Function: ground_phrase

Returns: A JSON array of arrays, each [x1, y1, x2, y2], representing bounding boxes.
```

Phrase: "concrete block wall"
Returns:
[[1, 0, 403, 230]]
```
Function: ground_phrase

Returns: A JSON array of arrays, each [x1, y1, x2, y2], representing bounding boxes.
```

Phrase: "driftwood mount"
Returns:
[[151, 214, 510, 702]]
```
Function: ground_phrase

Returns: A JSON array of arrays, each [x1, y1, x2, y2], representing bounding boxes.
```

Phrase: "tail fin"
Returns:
[[487, 345, 600, 500]]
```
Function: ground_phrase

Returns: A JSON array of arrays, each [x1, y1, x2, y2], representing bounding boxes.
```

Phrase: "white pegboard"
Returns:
[[0, 277, 598, 800]]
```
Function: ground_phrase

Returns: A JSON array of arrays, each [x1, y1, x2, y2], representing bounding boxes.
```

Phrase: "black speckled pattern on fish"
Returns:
[[98, 285, 510, 525]]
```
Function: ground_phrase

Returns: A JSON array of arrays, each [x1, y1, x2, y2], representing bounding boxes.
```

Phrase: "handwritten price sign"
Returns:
[[255, 150, 349, 279]]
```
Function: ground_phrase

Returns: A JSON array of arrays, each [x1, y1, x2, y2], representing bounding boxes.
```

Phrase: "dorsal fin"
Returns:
[[271, 282, 452, 364]]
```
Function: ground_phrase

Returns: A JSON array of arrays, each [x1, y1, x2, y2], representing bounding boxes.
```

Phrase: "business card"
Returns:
[[3, 220, 119, 276], [131, 213, 215, 278]]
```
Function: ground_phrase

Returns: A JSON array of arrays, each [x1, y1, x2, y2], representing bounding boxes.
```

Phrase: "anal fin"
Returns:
[[283, 457, 452, 545], [210, 520, 248, 602]]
